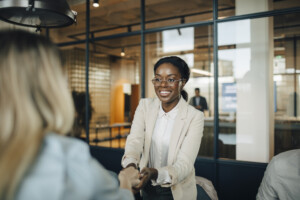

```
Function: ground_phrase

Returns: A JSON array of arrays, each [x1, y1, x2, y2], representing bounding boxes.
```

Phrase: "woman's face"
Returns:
[[154, 63, 185, 108]]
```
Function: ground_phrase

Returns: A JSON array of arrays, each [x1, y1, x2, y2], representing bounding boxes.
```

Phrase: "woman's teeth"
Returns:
[[160, 91, 170, 96]]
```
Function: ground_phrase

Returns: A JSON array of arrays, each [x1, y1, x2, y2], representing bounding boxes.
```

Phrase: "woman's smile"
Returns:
[[159, 90, 171, 97]]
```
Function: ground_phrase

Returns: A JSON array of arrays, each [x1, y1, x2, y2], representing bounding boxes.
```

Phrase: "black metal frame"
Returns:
[[213, 0, 220, 188], [85, 0, 90, 143]]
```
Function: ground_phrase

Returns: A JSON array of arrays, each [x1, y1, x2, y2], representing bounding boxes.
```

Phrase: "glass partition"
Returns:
[[87, 35, 141, 148], [273, 13, 300, 155], [218, 17, 274, 162], [218, 12, 300, 162], [60, 34, 141, 147]]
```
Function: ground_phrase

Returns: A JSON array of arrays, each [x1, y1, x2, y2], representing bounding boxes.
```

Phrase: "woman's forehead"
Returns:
[[155, 63, 180, 74]]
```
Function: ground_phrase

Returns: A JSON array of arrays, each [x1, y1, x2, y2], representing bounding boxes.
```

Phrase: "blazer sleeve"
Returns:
[[121, 99, 146, 166], [161, 110, 204, 186]]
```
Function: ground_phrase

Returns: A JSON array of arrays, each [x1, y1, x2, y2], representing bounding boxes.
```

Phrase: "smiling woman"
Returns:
[[152, 56, 190, 112], [121, 56, 205, 200]]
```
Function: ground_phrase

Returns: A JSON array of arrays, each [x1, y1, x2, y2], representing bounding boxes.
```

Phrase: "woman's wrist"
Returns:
[[118, 173, 131, 190]]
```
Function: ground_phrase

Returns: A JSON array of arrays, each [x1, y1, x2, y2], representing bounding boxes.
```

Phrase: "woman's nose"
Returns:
[[160, 80, 168, 87]]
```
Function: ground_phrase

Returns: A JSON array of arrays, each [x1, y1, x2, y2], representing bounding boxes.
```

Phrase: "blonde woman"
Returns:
[[0, 30, 139, 200]]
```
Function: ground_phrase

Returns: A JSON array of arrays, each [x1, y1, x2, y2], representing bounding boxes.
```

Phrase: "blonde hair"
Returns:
[[0, 30, 75, 199]]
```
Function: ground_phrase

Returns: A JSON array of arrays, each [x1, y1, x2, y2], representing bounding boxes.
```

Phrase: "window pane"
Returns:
[[273, 13, 300, 155], [60, 34, 141, 148], [87, 36, 141, 148], [145, 25, 215, 158], [218, 17, 274, 162], [60, 44, 88, 141], [219, 0, 300, 19], [218, 13, 300, 162]]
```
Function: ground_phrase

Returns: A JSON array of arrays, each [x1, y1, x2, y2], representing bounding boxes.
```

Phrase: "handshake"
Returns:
[[118, 164, 158, 193]]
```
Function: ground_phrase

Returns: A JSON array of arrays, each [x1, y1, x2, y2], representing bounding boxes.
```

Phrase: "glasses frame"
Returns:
[[151, 78, 184, 86]]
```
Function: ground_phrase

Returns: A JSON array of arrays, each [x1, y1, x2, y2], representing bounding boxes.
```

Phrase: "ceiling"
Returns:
[[50, 0, 300, 70]]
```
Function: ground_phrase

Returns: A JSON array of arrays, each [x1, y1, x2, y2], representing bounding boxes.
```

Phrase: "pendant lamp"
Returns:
[[0, 0, 77, 28]]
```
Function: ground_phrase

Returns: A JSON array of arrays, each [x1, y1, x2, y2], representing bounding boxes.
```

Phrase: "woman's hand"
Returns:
[[118, 166, 140, 193], [133, 167, 158, 190]]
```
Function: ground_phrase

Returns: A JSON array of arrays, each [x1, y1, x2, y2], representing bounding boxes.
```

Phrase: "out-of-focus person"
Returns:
[[0, 30, 139, 200], [189, 88, 208, 116], [256, 149, 300, 200], [69, 91, 93, 141]]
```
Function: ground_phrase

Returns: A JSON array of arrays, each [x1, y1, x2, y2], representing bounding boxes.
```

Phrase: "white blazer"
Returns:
[[122, 97, 204, 200]]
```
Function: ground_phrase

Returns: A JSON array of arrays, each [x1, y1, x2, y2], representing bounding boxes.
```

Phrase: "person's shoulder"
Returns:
[[18, 134, 93, 199], [273, 149, 300, 163], [45, 133, 90, 161], [269, 149, 300, 173]]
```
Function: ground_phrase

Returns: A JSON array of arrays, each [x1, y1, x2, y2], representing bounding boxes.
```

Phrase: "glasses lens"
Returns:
[[152, 79, 158, 86], [152, 79, 182, 86]]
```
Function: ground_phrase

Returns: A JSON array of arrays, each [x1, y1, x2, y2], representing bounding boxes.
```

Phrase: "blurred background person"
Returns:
[[69, 91, 93, 141], [189, 88, 209, 117], [0, 30, 139, 200], [256, 149, 300, 200]]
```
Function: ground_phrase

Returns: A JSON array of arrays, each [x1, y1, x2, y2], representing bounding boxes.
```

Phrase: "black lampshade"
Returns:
[[0, 0, 77, 28]]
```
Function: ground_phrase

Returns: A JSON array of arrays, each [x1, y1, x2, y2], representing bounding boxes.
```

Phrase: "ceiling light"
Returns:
[[93, 0, 99, 7], [0, 0, 77, 28], [120, 48, 125, 57]]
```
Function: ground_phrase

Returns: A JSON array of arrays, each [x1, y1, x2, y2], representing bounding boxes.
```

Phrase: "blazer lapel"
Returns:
[[167, 98, 188, 164], [143, 98, 160, 166]]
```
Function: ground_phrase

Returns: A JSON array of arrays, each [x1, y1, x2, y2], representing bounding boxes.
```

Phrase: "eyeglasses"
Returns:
[[151, 78, 183, 86]]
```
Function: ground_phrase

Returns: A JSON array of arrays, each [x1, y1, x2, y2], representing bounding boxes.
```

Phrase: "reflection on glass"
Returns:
[[218, 13, 300, 162], [218, 16, 274, 162], [60, 35, 141, 148], [273, 12, 300, 154], [163, 28, 194, 53]]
